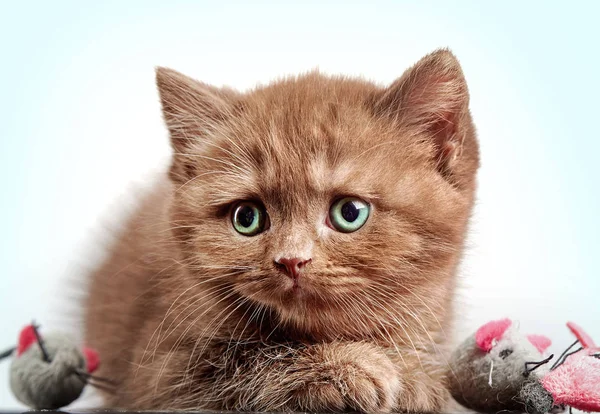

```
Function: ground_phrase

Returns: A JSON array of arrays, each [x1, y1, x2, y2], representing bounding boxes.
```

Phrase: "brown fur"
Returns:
[[85, 49, 479, 412]]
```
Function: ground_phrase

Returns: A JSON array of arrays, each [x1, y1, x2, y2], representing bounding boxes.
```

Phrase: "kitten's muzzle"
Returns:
[[274, 257, 312, 283]]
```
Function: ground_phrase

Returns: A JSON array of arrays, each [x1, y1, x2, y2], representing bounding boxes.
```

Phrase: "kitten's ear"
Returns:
[[156, 67, 236, 151], [374, 49, 469, 173], [156, 67, 237, 180]]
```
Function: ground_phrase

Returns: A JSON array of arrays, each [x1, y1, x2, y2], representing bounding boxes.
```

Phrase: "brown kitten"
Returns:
[[85, 49, 479, 412]]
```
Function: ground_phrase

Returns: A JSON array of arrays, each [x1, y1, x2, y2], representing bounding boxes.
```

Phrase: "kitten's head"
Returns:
[[157, 49, 479, 342]]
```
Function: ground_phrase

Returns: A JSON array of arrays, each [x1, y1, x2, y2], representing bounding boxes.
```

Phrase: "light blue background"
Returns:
[[1, 0, 598, 409]]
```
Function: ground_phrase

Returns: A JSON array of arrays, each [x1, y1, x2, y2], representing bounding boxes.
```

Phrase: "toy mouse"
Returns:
[[447, 318, 554, 413], [520, 322, 600, 414], [1, 322, 113, 409]]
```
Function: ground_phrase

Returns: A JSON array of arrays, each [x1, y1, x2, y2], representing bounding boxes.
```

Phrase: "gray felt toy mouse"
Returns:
[[447, 318, 555, 413], [2, 323, 110, 409]]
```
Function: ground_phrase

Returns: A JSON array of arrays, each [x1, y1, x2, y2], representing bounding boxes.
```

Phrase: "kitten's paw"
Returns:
[[295, 342, 402, 413]]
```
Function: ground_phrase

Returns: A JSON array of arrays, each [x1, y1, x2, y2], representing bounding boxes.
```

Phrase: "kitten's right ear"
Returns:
[[156, 67, 236, 180], [373, 49, 469, 176]]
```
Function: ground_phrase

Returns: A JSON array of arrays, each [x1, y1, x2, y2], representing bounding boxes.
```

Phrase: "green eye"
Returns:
[[329, 197, 370, 233], [232, 201, 268, 236]]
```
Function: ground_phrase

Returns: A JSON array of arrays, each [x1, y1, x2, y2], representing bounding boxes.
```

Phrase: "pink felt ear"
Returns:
[[527, 334, 552, 353], [567, 321, 596, 348], [83, 347, 100, 373], [475, 318, 512, 352], [16, 325, 37, 356]]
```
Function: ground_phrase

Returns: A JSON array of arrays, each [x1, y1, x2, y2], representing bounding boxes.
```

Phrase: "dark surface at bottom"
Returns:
[[0, 409, 446, 414]]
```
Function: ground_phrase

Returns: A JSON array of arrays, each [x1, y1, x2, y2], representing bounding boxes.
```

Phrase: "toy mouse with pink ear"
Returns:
[[447, 318, 554, 413]]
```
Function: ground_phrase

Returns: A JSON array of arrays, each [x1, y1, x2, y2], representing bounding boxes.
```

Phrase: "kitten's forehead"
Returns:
[[242, 112, 391, 208], [196, 77, 435, 214]]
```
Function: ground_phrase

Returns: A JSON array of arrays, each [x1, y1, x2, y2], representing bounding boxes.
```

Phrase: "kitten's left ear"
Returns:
[[374, 49, 469, 173]]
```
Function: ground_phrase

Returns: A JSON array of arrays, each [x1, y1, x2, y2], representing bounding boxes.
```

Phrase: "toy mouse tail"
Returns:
[[0, 346, 15, 361]]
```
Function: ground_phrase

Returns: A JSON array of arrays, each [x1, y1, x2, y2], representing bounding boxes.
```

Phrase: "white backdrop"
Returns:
[[1, 1, 598, 409]]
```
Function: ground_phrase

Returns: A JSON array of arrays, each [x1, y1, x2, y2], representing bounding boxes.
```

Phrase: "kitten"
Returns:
[[85, 49, 479, 412]]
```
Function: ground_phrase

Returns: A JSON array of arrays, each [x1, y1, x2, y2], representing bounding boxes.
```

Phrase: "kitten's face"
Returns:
[[158, 50, 479, 341]]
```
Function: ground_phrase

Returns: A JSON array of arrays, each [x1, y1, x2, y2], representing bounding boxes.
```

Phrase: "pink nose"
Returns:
[[275, 257, 312, 280]]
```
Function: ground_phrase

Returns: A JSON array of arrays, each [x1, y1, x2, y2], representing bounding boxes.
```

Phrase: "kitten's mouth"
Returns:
[[241, 273, 328, 310], [287, 279, 303, 295], [276, 274, 310, 300]]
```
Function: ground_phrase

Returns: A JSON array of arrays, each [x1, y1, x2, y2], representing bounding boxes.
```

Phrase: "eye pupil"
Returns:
[[341, 201, 360, 222], [238, 206, 255, 228]]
